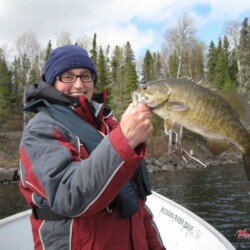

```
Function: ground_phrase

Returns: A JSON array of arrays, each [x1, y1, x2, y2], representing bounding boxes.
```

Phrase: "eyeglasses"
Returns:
[[56, 73, 94, 83]]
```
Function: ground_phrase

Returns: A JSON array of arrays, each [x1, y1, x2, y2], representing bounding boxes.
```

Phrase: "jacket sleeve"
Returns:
[[144, 201, 166, 250], [19, 111, 146, 217]]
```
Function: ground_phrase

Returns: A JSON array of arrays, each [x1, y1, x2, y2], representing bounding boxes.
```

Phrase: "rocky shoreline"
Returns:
[[0, 168, 19, 184], [146, 149, 242, 173], [0, 148, 243, 184]]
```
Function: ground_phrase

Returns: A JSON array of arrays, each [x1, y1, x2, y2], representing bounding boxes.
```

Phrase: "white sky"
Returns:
[[1, 0, 250, 59]]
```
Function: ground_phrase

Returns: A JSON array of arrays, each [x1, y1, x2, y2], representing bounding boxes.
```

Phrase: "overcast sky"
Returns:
[[1, 0, 250, 59]]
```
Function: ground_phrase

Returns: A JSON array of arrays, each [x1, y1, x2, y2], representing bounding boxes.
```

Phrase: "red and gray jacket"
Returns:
[[19, 81, 165, 250]]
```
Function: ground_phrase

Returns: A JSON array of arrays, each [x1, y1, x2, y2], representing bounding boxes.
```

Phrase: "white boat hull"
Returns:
[[0, 191, 235, 250], [147, 191, 235, 250]]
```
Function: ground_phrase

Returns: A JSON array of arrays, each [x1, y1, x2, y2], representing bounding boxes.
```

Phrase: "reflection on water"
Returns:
[[0, 164, 249, 249], [150, 163, 250, 250]]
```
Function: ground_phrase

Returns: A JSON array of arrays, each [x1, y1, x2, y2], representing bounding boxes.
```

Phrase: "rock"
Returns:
[[146, 148, 243, 173], [0, 168, 19, 184]]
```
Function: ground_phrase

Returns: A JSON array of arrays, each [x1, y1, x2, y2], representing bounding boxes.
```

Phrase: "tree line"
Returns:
[[0, 15, 250, 132]]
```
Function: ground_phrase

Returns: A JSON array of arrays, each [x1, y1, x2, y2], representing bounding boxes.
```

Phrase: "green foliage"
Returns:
[[0, 17, 249, 134], [142, 50, 164, 82], [108, 42, 137, 118], [207, 41, 217, 82], [182, 40, 205, 78], [207, 36, 239, 91], [168, 54, 178, 78], [0, 49, 18, 128], [237, 18, 250, 98], [44, 40, 53, 61], [90, 33, 98, 65], [142, 50, 154, 82], [95, 46, 110, 93], [0, 55, 11, 113]]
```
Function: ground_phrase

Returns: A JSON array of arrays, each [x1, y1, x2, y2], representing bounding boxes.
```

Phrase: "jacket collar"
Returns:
[[24, 81, 111, 123]]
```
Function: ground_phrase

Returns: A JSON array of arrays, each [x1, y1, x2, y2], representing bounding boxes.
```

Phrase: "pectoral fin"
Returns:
[[206, 138, 230, 156], [165, 102, 188, 112]]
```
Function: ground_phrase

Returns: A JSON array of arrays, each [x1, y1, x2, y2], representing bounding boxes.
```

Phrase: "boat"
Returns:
[[0, 191, 235, 250]]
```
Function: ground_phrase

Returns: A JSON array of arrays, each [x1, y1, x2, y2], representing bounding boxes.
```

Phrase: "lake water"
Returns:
[[0, 163, 250, 249], [150, 163, 250, 250]]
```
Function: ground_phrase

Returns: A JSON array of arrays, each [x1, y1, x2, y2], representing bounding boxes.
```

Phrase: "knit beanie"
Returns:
[[44, 45, 98, 85]]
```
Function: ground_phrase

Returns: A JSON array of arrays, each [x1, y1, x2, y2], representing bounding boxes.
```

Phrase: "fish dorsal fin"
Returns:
[[206, 138, 230, 156], [181, 77, 250, 123], [181, 77, 218, 91], [215, 91, 250, 124]]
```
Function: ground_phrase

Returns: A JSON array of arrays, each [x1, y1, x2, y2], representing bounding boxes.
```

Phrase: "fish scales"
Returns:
[[165, 80, 242, 140], [133, 78, 250, 180]]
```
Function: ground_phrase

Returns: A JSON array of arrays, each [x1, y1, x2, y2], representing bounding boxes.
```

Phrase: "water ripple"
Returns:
[[150, 163, 250, 250]]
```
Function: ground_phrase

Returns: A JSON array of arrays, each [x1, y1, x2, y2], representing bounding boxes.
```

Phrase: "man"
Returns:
[[19, 45, 165, 250]]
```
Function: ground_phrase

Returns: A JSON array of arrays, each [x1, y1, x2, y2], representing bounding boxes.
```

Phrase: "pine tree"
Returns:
[[96, 46, 109, 92], [184, 40, 204, 79], [237, 18, 250, 99], [168, 53, 178, 78], [220, 36, 231, 89], [110, 45, 124, 118], [29, 55, 41, 83], [90, 33, 98, 65], [109, 43, 137, 118], [44, 40, 53, 62], [207, 41, 217, 83], [0, 48, 12, 128], [154, 52, 163, 80], [110, 45, 123, 85], [228, 50, 238, 87], [213, 38, 228, 89], [123, 41, 138, 103], [224, 39, 239, 90], [142, 50, 154, 82]]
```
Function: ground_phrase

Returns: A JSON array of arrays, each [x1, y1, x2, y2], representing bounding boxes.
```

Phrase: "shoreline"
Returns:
[[0, 149, 243, 184]]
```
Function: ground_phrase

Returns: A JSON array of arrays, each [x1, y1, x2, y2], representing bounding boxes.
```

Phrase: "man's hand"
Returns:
[[120, 103, 153, 149]]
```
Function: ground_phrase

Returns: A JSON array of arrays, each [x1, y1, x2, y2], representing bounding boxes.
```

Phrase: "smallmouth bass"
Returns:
[[133, 78, 250, 180]]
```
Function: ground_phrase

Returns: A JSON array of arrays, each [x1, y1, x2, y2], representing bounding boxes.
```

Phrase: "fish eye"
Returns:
[[142, 85, 148, 90]]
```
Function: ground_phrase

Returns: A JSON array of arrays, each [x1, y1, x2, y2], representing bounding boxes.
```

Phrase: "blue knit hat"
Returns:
[[44, 45, 98, 85]]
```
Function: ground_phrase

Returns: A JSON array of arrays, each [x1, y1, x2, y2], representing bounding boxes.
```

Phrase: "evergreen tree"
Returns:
[[237, 18, 250, 99], [0, 48, 12, 127], [96, 46, 109, 92], [123, 41, 138, 103], [29, 55, 41, 83], [154, 52, 163, 80], [90, 33, 98, 65], [142, 50, 154, 82], [110, 45, 125, 118], [220, 36, 231, 89], [110, 45, 123, 85], [223, 37, 239, 90], [44, 40, 53, 61], [207, 41, 217, 83], [228, 50, 239, 89], [184, 40, 204, 79], [11, 56, 23, 100], [214, 38, 228, 89], [105, 45, 111, 83], [168, 53, 178, 78]]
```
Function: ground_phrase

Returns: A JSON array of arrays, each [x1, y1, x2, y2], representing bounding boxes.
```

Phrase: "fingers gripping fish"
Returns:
[[133, 78, 250, 180], [132, 88, 183, 153]]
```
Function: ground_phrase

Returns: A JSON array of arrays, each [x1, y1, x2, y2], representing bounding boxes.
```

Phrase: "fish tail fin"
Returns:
[[242, 152, 250, 181]]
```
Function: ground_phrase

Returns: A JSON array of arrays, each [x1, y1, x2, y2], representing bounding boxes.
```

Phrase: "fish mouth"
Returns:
[[133, 91, 168, 109]]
